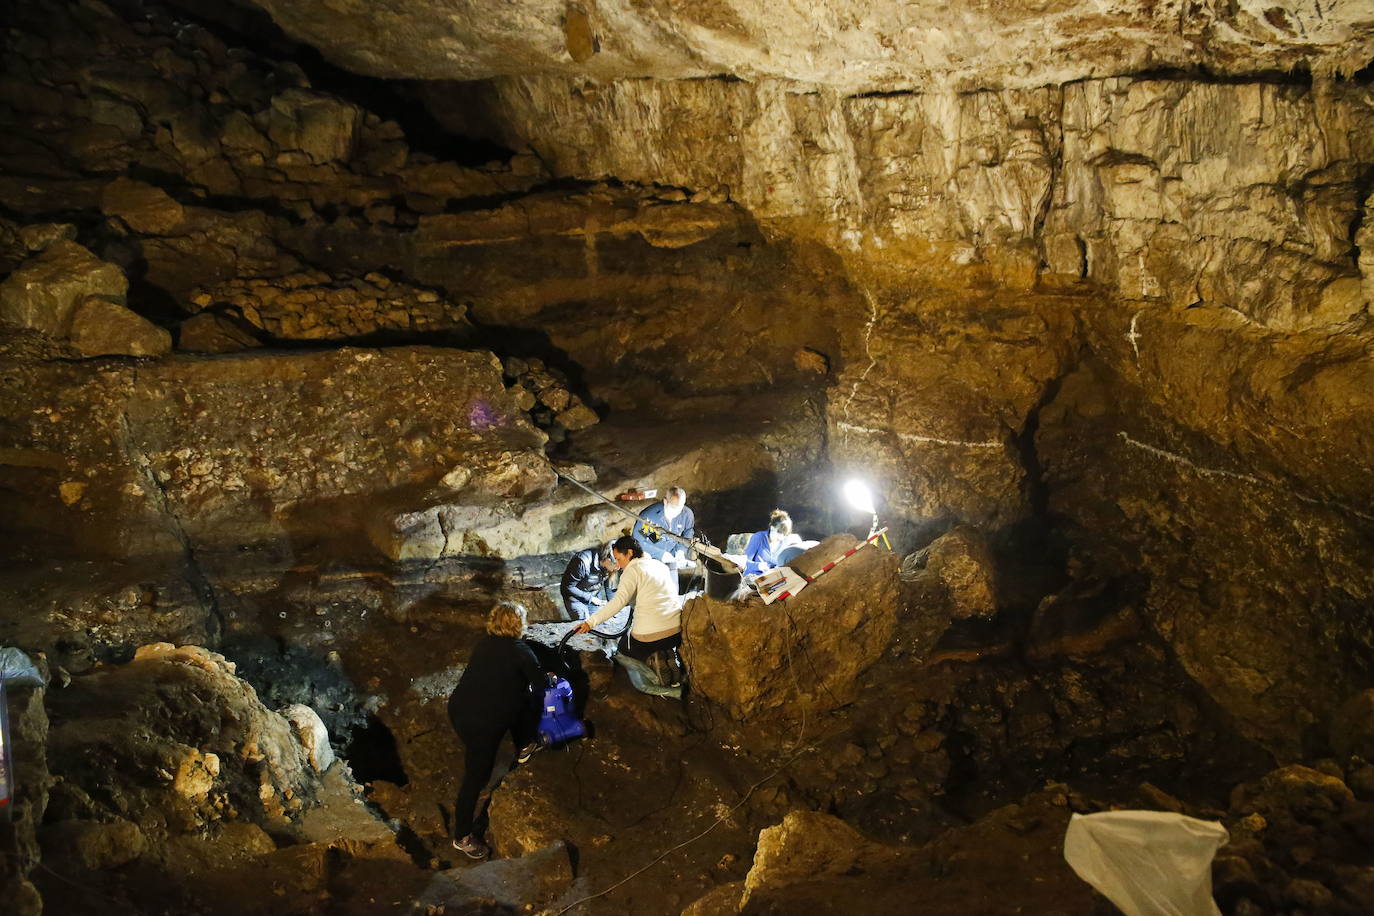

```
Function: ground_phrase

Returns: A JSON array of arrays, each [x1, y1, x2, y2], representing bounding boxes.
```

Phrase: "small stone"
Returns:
[[556, 403, 599, 431], [59, 481, 87, 506], [793, 347, 830, 373], [279, 704, 334, 773], [441, 465, 472, 490], [538, 386, 572, 412]]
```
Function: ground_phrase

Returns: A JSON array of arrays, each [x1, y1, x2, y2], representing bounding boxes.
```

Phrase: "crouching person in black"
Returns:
[[560, 540, 616, 620], [448, 601, 546, 859]]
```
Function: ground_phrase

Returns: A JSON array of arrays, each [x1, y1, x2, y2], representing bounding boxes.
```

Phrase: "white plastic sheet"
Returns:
[[1063, 810, 1229, 916]]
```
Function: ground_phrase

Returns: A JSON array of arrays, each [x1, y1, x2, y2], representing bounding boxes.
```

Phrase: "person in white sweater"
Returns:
[[572, 534, 683, 664]]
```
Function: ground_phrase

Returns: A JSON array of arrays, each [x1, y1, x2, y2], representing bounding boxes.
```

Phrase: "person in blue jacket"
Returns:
[[744, 509, 792, 576], [637, 486, 695, 564]]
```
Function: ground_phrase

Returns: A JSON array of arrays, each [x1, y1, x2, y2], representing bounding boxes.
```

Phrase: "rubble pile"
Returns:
[[185, 270, 473, 346], [502, 355, 600, 443]]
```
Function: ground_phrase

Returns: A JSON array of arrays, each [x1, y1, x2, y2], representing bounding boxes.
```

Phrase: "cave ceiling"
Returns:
[[236, 0, 1374, 91]]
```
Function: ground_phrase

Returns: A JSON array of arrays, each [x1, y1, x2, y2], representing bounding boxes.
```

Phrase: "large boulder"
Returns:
[[67, 297, 172, 357], [267, 89, 362, 164], [906, 525, 998, 620], [44, 644, 323, 837], [0, 241, 127, 336], [683, 534, 899, 721], [177, 310, 262, 353], [101, 178, 188, 235], [0, 345, 550, 560], [741, 810, 879, 907]]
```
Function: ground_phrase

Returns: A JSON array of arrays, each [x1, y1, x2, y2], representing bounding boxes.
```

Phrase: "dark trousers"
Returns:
[[619, 632, 684, 683], [450, 709, 539, 839], [619, 631, 682, 661]]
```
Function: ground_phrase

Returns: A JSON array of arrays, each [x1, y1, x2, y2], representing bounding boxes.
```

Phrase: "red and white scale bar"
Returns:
[[767, 528, 889, 603]]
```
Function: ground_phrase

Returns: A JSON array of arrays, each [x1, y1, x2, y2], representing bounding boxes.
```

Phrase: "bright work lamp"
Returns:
[[843, 479, 881, 536]]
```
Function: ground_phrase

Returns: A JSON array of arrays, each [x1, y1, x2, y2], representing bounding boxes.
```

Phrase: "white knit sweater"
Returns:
[[585, 556, 682, 641]]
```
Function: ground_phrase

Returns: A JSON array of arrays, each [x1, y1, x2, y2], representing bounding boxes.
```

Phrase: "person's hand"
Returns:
[[573, 621, 591, 635]]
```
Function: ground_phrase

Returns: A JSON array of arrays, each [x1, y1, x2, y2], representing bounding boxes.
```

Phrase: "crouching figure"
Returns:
[[573, 534, 684, 688]]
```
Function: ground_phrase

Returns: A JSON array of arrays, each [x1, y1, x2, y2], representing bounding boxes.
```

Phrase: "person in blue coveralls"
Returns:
[[637, 486, 695, 566], [744, 509, 792, 577]]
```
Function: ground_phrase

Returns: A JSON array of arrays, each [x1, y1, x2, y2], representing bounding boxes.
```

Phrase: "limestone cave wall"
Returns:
[[2, 0, 1374, 912]]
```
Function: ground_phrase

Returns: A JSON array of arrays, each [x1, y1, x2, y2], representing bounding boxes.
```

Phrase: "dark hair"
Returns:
[[612, 534, 644, 558], [768, 509, 792, 536]]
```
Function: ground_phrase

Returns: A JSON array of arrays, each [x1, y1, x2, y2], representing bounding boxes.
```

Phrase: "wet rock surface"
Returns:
[[1, 0, 1372, 914]]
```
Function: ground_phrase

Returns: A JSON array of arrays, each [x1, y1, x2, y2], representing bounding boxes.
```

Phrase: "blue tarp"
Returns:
[[0, 647, 43, 688]]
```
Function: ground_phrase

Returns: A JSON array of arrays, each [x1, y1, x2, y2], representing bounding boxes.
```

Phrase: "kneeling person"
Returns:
[[560, 540, 616, 620], [573, 535, 682, 666]]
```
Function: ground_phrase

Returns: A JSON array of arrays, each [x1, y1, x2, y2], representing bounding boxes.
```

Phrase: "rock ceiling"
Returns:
[[243, 0, 1374, 91]]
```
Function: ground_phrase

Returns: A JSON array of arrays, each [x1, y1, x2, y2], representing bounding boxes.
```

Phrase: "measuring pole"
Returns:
[[554, 470, 742, 574]]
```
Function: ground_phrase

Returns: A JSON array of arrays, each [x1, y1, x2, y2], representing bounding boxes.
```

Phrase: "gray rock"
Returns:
[[68, 298, 172, 358], [0, 241, 128, 336]]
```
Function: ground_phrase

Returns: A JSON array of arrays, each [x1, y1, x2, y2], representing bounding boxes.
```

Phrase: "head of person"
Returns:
[[486, 600, 528, 638], [768, 509, 792, 538], [611, 534, 645, 569], [598, 540, 617, 573], [662, 486, 687, 519]]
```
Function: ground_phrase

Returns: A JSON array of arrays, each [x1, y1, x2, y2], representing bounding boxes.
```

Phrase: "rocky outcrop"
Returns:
[[1216, 764, 1374, 914], [1036, 306, 1374, 758], [0, 670, 50, 916], [186, 271, 473, 343], [45, 644, 324, 836], [0, 342, 550, 564], [243, 0, 1374, 89], [741, 810, 892, 907], [473, 77, 1373, 329], [683, 535, 899, 721]]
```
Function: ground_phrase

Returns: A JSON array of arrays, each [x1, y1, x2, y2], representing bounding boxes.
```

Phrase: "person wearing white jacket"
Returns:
[[573, 534, 682, 663]]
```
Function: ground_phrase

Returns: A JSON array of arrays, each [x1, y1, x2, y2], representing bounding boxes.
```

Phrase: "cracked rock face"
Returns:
[[238, 0, 1374, 90]]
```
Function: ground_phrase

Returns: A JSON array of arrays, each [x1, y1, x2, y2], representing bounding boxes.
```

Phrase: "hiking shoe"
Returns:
[[452, 835, 489, 859], [516, 741, 541, 764]]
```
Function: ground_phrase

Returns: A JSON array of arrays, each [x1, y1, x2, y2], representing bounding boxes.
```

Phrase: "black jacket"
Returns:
[[560, 547, 611, 611], [448, 635, 545, 728]]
